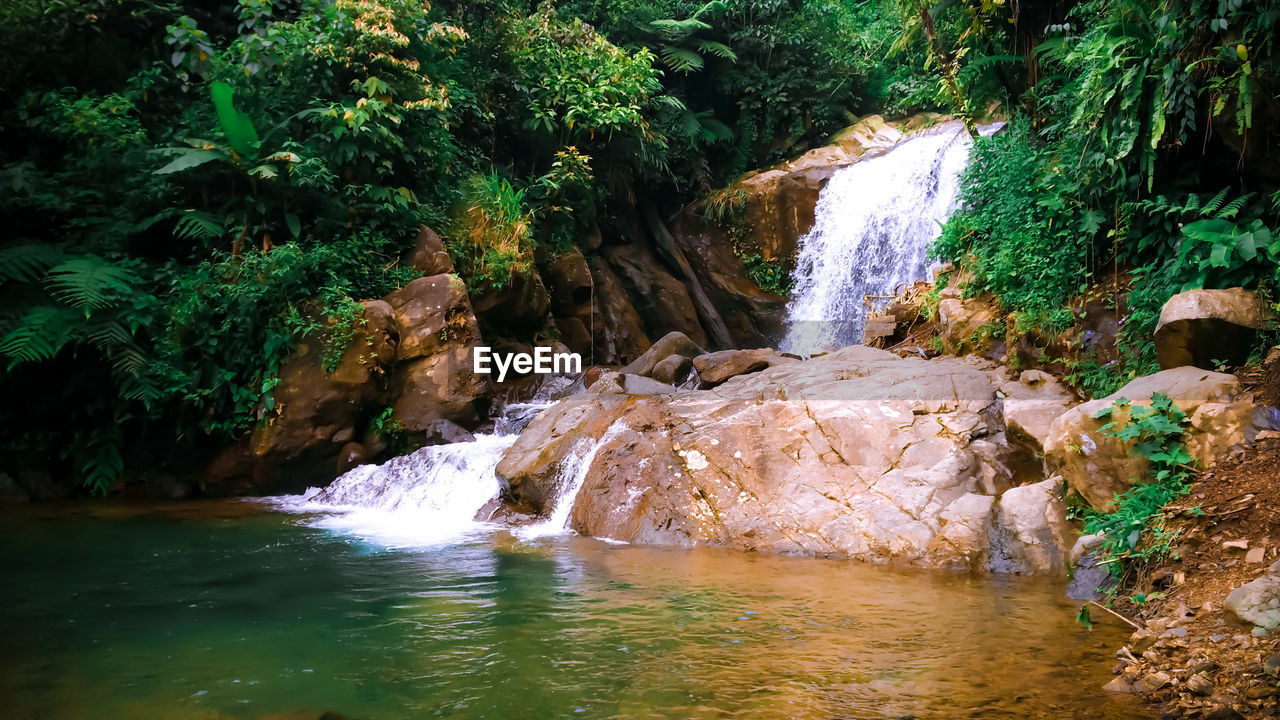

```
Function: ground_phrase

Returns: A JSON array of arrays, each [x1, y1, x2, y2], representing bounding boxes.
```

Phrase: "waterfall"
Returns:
[[781, 123, 991, 355], [515, 420, 625, 540], [266, 376, 579, 547]]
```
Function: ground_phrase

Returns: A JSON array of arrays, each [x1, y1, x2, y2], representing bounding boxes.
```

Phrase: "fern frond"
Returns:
[[174, 210, 225, 241], [1217, 193, 1254, 220], [45, 256, 140, 312], [0, 305, 78, 367], [81, 427, 124, 496], [697, 40, 737, 62], [660, 46, 705, 73], [0, 244, 63, 283], [1200, 187, 1231, 217]]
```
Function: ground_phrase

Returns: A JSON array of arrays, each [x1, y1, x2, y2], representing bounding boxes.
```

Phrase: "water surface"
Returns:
[[0, 501, 1147, 719]]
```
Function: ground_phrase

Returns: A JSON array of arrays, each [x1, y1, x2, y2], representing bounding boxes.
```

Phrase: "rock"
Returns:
[[1044, 367, 1257, 509], [470, 270, 551, 334], [500, 345, 1071, 572], [604, 242, 709, 348], [669, 210, 787, 348], [1154, 288, 1270, 370], [404, 225, 453, 276], [691, 348, 777, 386], [586, 257, 650, 365], [385, 275, 489, 433], [615, 374, 679, 396], [422, 418, 476, 445], [993, 479, 1072, 573], [1265, 653, 1280, 678], [205, 299, 400, 495], [1067, 553, 1115, 601], [1000, 370, 1078, 452], [1226, 559, 1280, 629], [650, 354, 694, 386], [1103, 676, 1138, 693], [620, 331, 707, 378], [938, 296, 1000, 354], [1186, 671, 1215, 696], [544, 246, 593, 318], [335, 441, 370, 475], [1143, 671, 1172, 691], [1128, 629, 1160, 655], [1070, 532, 1106, 565]]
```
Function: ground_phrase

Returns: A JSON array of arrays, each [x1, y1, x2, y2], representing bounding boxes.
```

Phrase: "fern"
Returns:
[[81, 427, 124, 496], [0, 244, 64, 283], [174, 210, 225, 241], [0, 305, 78, 367], [45, 256, 140, 312], [661, 46, 705, 73]]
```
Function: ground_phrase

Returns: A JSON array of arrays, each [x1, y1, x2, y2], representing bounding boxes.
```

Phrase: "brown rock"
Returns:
[[604, 242, 709, 348], [1186, 671, 1215, 696], [501, 346, 1072, 572], [587, 257, 650, 365], [404, 225, 453, 276], [544, 246, 593, 318], [938, 296, 1000, 354], [1155, 288, 1270, 370], [1044, 367, 1257, 509], [691, 348, 790, 386], [650, 354, 694, 386], [620, 331, 707, 378]]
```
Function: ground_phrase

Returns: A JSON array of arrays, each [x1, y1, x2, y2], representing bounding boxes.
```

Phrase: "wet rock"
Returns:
[[1044, 367, 1257, 509], [620, 331, 707, 378], [335, 442, 370, 475], [470, 270, 551, 334], [993, 478, 1072, 573], [1129, 629, 1161, 655], [1067, 553, 1116, 601], [544, 246, 594, 318], [404, 224, 453, 276], [650, 354, 694, 386], [503, 346, 1072, 571], [1225, 559, 1280, 629], [1104, 675, 1138, 693], [1154, 288, 1270, 370]]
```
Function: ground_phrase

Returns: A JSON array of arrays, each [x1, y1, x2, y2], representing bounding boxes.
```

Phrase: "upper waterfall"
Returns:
[[780, 123, 990, 354]]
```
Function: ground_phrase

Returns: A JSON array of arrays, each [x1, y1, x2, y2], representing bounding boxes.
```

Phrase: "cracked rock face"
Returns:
[[499, 346, 1076, 573]]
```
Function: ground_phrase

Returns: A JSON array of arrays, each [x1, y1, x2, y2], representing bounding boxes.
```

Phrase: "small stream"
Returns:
[[1, 501, 1149, 720]]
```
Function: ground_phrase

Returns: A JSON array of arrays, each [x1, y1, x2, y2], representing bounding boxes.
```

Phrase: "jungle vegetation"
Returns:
[[2, 0, 1278, 491]]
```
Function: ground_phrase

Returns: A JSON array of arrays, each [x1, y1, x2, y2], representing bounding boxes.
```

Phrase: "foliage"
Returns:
[[447, 174, 536, 292], [1083, 393, 1194, 571]]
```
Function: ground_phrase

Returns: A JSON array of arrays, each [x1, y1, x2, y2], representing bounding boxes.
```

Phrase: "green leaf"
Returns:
[[1076, 605, 1093, 630], [155, 147, 229, 174], [285, 213, 301, 238], [210, 81, 260, 157]]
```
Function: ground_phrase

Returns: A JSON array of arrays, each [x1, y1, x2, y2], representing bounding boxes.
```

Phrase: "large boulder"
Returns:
[[404, 225, 454, 276], [385, 275, 490, 432], [620, 331, 706, 377], [691, 348, 796, 386], [604, 242, 709, 348], [499, 346, 1070, 572], [203, 299, 399, 495], [938, 293, 1000, 355], [1226, 559, 1280, 629], [1044, 367, 1257, 509], [586, 257, 651, 366], [1154, 288, 1270, 370]]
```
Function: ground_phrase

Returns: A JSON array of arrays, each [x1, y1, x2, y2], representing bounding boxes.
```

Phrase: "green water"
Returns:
[[1, 501, 1148, 720]]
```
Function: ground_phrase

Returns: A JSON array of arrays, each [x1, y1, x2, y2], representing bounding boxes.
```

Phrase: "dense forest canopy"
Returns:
[[1, 0, 1278, 492]]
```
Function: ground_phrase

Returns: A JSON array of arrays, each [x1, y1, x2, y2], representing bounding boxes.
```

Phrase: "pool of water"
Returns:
[[0, 501, 1148, 719]]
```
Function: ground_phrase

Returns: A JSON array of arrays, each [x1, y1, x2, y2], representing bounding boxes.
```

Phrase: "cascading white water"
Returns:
[[514, 420, 623, 540], [267, 376, 582, 547], [781, 124, 991, 355]]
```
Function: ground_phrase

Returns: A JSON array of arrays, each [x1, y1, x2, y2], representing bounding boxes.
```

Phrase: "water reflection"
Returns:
[[0, 502, 1148, 719]]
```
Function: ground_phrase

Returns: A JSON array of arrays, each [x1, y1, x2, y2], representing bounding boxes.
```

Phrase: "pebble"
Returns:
[[1265, 654, 1280, 678], [1254, 626, 1269, 638], [1246, 547, 1267, 564], [1144, 671, 1172, 691], [1162, 627, 1189, 638]]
